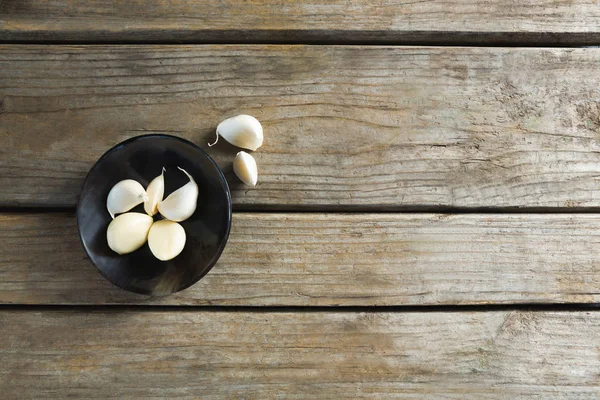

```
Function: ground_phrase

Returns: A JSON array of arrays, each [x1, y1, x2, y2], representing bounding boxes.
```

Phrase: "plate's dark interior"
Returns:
[[77, 135, 232, 296]]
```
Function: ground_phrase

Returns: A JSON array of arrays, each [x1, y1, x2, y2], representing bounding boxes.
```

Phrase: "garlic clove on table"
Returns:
[[209, 114, 263, 151], [233, 151, 258, 186], [106, 212, 153, 255], [107, 179, 148, 218], [158, 167, 198, 222], [144, 168, 165, 216], [148, 220, 186, 261]]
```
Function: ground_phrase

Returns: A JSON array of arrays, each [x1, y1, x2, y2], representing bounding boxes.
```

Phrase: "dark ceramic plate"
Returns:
[[77, 135, 232, 295]]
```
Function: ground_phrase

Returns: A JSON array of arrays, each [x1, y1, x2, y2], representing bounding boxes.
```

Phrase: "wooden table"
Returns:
[[2, 1, 600, 398]]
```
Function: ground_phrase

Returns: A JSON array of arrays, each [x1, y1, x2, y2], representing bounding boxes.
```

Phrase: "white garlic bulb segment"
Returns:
[[106, 212, 153, 255], [144, 168, 165, 216], [148, 220, 186, 261], [233, 151, 258, 186], [209, 114, 263, 151], [158, 167, 198, 222], [107, 179, 148, 218]]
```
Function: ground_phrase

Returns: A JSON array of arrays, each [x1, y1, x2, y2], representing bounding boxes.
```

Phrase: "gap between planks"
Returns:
[[3, 39, 600, 48], [9, 207, 600, 214], [1, 304, 600, 312]]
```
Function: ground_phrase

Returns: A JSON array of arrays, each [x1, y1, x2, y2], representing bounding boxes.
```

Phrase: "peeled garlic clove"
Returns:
[[148, 220, 186, 261], [106, 212, 153, 255], [158, 167, 198, 222], [144, 168, 165, 216], [209, 114, 263, 151], [233, 151, 258, 186], [107, 179, 148, 218]]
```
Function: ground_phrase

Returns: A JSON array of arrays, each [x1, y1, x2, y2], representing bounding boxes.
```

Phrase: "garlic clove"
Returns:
[[148, 220, 186, 261], [144, 168, 165, 216], [209, 114, 263, 151], [158, 167, 198, 222], [107, 179, 148, 218], [233, 151, 258, 186], [106, 212, 153, 255]]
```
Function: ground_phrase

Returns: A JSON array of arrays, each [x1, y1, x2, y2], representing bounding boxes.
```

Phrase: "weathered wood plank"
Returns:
[[1, 310, 599, 398], [2, 45, 600, 209], [3, 212, 600, 305], [1, 0, 600, 45]]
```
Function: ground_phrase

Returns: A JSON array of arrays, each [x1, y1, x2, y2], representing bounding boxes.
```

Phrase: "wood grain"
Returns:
[[3, 212, 600, 306], [1, 310, 599, 398], [3, 45, 600, 209], [1, 0, 600, 45]]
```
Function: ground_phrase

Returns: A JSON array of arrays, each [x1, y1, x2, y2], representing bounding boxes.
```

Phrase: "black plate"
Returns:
[[77, 135, 232, 295]]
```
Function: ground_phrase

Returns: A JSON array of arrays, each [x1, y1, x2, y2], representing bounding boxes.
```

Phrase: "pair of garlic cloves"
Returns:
[[106, 167, 198, 261], [209, 114, 262, 186]]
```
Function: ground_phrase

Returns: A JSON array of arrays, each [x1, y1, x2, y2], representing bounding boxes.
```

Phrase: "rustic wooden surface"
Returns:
[[3, 212, 600, 306], [3, 45, 600, 210], [2, 0, 600, 45], [3, 2, 600, 397], [1, 310, 599, 399]]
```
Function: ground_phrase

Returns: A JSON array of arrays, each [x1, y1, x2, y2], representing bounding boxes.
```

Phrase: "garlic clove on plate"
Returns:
[[144, 168, 165, 216], [107, 179, 148, 218], [106, 212, 153, 255], [158, 167, 198, 222], [209, 114, 263, 151], [148, 220, 186, 261], [233, 151, 258, 186]]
